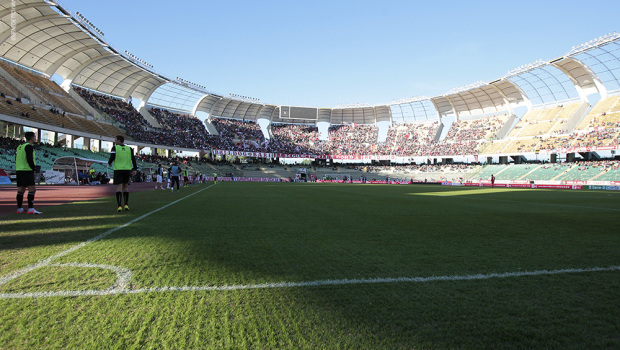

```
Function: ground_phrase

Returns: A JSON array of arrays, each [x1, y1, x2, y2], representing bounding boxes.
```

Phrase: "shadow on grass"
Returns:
[[2, 183, 619, 348]]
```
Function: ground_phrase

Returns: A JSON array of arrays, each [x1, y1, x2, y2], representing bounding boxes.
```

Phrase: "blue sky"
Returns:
[[59, 0, 618, 108]]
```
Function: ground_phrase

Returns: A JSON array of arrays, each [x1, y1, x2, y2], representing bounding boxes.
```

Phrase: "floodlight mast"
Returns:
[[333, 103, 374, 109], [502, 60, 548, 80], [442, 81, 487, 96], [388, 96, 430, 106], [124, 51, 153, 69], [228, 94, 262, 104], [566, 32, 620, 56]]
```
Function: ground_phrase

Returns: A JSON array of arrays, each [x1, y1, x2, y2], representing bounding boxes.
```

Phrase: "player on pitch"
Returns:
[[15, 131, 42, 214], [108, 135, 137, 212]]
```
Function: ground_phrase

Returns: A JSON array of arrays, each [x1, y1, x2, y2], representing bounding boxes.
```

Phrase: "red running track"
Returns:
[[0, 183, 157, 217]]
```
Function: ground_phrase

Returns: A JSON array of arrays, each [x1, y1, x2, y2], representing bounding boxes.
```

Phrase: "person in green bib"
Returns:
[[183, 168, 189, 186], [15, 131, 42, 215], [108, 135, 137, 212]]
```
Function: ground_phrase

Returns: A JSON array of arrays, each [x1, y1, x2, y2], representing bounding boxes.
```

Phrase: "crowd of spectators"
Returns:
[[268, 123, 322, 154], [74, 86, 217, 149], [74, 86, 150, 139], [571, 160, 619, 172], [0, 136, 21, 156], [210, 117, 264, 140], [445, 116, 505, 142], [206, 120, 497, 156], [356, 163, 473, 174], [584, 112, 620, 129], [148, 108, 213, 149], [207, 117, 265, 152], [571, 129, 619, 148], [528, 129, 620, 153], [18, 87, 620, 158]]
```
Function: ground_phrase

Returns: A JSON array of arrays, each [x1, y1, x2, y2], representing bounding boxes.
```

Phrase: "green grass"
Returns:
[[1, 182, 619, 349]]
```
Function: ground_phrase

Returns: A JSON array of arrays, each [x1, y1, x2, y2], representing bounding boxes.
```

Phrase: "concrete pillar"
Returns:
[[83, 137, 91, 150]]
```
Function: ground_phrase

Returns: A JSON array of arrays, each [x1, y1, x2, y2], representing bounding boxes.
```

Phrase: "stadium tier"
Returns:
[[0, 2, 618, 183]]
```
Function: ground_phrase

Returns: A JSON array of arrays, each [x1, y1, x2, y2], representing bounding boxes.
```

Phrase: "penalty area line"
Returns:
[[0, 184, 217, 287], [1, 265, 618, 299]]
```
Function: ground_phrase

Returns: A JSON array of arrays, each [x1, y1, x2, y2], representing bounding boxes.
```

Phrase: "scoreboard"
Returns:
[[279, 106, 318, 121]]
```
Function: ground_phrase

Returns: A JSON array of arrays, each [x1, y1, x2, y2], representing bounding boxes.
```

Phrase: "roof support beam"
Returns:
[[64, 52, 116, 82], [0, 14, 63, 47], [124, 74, 162, 100], [91, 60, 132, 92], [554, 57, 608, 100], [97, 64, 139, 95], [0, 3, 47, 20], [488, 83, 514, 115], [134, 81, 166, 107], [43, 43, 102, 77], [191, 94, 211, 115]]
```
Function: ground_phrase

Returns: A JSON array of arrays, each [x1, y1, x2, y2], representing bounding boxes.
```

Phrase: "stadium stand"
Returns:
[[444, 115, 508, 142], [0, 5, 617, 184], [0, 75, 22, 99], [576, 96, 620, 130], [0, 60, 89, 116], [507, 103, 582, 138], [148, 108, 212, 149], [377, 122, 440, 156], [325, 124, 378, 155], [268, 123, 321, 154], [492, 164, 536, 181]]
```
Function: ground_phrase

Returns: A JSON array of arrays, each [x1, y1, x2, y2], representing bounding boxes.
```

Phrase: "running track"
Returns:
[[0, 182, 156, 217]]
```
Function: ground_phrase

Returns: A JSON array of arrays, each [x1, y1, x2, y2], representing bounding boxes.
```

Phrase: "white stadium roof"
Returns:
[[0, 1, 619, 124]]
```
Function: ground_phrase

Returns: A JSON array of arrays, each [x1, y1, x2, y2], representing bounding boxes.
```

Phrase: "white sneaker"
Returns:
[[27, 208, 43, 215], [16, 208, 25, 214]]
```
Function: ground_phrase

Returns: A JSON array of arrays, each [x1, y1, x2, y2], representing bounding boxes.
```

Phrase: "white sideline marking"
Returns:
[[1, 265, 618, 299], [48, 263, 133, 291], [0, 184, 216, 287]]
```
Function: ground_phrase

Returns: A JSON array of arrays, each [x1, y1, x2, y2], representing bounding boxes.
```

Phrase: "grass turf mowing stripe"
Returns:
[[460, 195, 620, 212], [1, 265, 618, 299], [0, 183, 217, 287]]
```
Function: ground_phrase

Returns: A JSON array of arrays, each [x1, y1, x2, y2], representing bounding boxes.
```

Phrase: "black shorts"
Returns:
[[113, 170, 132, 185], [183, 176, 189, 182], [16, 171, 35, 187]]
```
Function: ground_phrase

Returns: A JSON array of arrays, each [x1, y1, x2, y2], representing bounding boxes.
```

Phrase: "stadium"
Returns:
[[0, 0, 619, 348]]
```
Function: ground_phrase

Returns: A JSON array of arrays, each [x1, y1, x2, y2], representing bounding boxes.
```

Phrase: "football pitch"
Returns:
[[1, 182, 619, 349]]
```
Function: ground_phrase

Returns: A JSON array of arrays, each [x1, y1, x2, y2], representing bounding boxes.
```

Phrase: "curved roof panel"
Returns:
[[491, 79, 527, 106], [194, 94, 222, 115], [508, 64, 580, 106], [552, 57, 601, 94], [390, 98, 438, 122], [1, 1, 619, 128], [148, 82, 206, 111], [443, 84, 509, 118], [571, 40, 620, 92], [0, 0, 168, 100]]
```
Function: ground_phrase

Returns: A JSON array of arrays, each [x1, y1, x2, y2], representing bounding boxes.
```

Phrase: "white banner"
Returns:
[[44, 170, 65, 184], [212, 149, 396, 160]]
